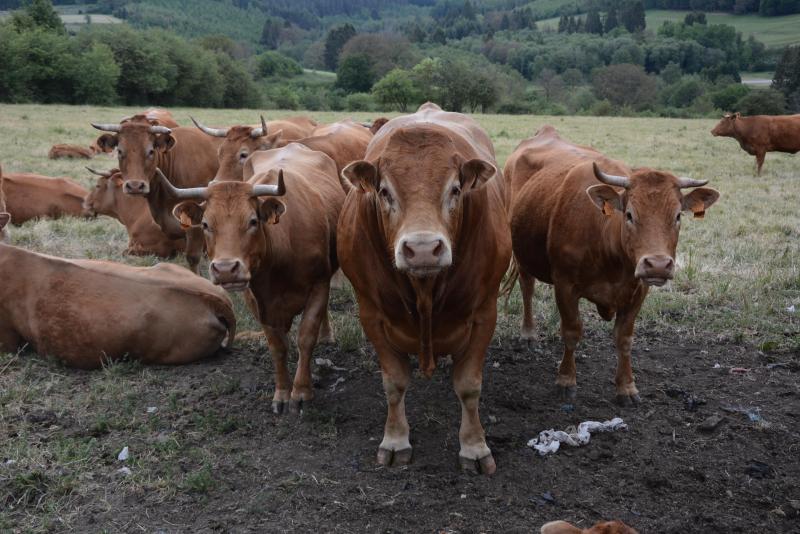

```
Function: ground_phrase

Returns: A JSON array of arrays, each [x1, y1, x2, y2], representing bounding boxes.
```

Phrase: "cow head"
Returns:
[[342, 128, 496, 278], [192, 116, 283, 183], [158, 169, 285, 291], [587, 162, 719, 287], [83, 167, 123, 218], [711, 112, 740, 137], [91, 116, 175, 196]]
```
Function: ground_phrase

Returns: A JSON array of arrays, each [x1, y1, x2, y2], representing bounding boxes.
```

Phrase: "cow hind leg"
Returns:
[[520, 271, 536, 339], [755, 152, 766, 176], [291, 283, 330, 413], [263, 326, 292, 414], [554, 284, 582, 401], [316, 310, 335, 345], [613, 305, 642, 406]]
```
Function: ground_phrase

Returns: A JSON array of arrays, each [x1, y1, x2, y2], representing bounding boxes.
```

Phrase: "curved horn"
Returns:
[[91, 122, 121, 132], [592, 162, 630, 189], [676, 177, 708, 188], [86, 166, 112, 178], [190, 116, 228, 138], [148, 125, 172, 135], [251, 169, 286, 197], [250, 115, 268, 138], [155, 168, 208, 200]]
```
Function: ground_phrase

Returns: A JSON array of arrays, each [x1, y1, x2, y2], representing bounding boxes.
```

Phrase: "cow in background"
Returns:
[[711, 112, 800, 175]]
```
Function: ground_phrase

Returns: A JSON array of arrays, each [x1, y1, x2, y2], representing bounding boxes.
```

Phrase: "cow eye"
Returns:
[[676, 213, 682, 223], [451, 185, 461, 197], [379, 188, 393, 204], [202, 221, 209, 231], [249, 217, 259, 228], [239, 152, 248, 160], [147, 149, 154, 157], [626, 211, 633, 223]]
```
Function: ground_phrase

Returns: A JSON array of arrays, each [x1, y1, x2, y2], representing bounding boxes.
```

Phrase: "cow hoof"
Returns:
[[556, 385, 577, 401], [615, 393, 641, 406], [288, 399, 304, 415], [272, 400, 288, 415], [377, 447, 412, 467], [459, 453, 496, 475], [520, 327, 536, 340]]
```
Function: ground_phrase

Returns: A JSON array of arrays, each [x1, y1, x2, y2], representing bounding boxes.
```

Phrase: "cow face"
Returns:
[[84, 172, 123, 218], [711, 112, 739, 137], [342, 129, 495, 278], [214, 126, 283, 183], [587, 165, 719, 287], [171, 177, 285, 291], [92, 118, 176, 196]]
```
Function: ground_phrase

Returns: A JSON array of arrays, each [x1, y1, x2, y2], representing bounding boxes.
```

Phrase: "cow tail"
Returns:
[[499, 255, 520, 311]]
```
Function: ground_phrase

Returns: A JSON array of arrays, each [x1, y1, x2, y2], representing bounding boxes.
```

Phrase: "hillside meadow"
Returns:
[[0, 104, 798, 532]]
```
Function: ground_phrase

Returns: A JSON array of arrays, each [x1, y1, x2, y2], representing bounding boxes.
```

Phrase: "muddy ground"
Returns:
[[2, 311, 799, 533]]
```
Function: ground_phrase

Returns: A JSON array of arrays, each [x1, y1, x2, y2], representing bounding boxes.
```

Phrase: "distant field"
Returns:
[[538, 9, 800, 48]]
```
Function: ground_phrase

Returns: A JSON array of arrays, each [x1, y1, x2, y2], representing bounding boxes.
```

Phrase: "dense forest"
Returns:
[[1, 0, 799, 115]]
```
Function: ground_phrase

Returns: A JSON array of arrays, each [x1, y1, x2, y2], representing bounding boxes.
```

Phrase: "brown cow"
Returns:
[[291, 119, 372, 173], [0, 241, 235, 369], [84, 167, 184, 258], [190, 115, 317, 182], [165, 142, 343, 414], [2, 171, 89, 224], [91, 115, 222, 272], [91, 109, 181, 155], [541, 520, 638, 534], [0, 165, 9, 243], [506, 126, 719, 404], [711, 112, 800, 175], [337, 102, 511, 474], [48, 144, 94, 160], [368, 117, 390, 135]]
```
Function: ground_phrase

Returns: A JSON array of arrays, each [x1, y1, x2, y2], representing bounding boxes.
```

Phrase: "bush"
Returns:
[[710, 84, 749, 111], [267, 85, 300, 110], [734, 88, 787, 115], [336, 54, 376, 94], [345, 92, 375, 111], [592, 64, 657, 111], [255, 51, 303, 78]]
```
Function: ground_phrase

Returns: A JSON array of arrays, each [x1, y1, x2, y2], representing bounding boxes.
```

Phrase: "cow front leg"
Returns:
[[291, 283, 330, 413], [755, 152, 766, 176], [184, 226, 204, 274], [376, 351, 412, 467], [519, 270, 536, 339], [453, 316, 496, 475], [613, 300, 644, 406], [263, 326, 292, 414], [554, 283, 582, 401]]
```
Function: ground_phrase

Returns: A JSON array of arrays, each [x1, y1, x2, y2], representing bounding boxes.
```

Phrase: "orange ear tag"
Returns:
[[693, 210, 705, 219], [179, 213, 194, 230], [602, 201, 615, 216]]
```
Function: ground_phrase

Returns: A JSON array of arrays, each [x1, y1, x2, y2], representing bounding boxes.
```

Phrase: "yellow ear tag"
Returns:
[[602, 201, 615, 216]]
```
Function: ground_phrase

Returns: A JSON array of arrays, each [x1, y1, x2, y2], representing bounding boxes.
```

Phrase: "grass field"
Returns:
[[1, 104, 798, 531]]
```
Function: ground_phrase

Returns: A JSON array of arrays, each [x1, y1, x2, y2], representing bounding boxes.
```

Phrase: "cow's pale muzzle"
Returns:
[[635, 255, 675, 287], [123, 180, 150, 196], [395, 231, 452, 277], [210, 258, 250, 291]]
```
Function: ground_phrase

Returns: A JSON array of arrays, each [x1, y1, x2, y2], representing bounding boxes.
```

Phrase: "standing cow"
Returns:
[[91, 115, 221, 272], [163, 143, 344, 414], [711, 112, 800, 175], [506, 126, 719, 404], [337, 102, 511, 474]]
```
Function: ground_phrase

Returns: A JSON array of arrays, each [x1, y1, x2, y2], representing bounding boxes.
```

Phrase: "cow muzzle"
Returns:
[[395, 231, 452, 277], [209, 259, 251, 292], [123, 180, 150, 196], [635, 255, 675, 287]]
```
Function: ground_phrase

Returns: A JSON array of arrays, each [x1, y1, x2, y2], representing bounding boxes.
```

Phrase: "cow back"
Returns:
[[3, 173, 89, 224]]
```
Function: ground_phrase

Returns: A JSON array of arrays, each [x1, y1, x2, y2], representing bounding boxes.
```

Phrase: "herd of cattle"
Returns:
[[2, 102, 795, 530]]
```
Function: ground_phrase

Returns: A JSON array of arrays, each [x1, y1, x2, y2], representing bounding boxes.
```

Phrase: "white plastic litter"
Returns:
[[315, 358, 347, 371], [146, 406, 158, 414], [117, 446, 129, 461], [787, 305, 796, 313], [527, 417, 628, 456]]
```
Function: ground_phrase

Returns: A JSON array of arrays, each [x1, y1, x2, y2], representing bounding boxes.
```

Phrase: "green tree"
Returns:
[[620, 0, 646, 33], [372, 68, 417, 111], [592, 63, 657, 110], [12, 0, 65, 34], [260, 17, 282, 49], [772, 45, 800, 98], [605, 5, 619, 33], [324, 23, 356, 71], [585, 8, 603, 35], [336, 54, 375, 94], [735, 88, 786, 114], [255, 51, 303, 78], [710, 84, 750, 111], [74, 42, 120, 105]]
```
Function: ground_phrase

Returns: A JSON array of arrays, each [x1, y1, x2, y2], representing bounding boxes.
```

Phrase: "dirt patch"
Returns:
[[2, 324, 799, 533]]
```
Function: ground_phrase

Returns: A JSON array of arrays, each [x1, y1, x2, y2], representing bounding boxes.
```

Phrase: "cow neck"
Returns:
[[600, 207, 640, 287], [145, 173, 183, 239]]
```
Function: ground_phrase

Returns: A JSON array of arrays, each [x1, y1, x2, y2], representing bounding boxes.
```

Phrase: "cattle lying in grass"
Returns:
[[91, 115, 222, 272], [48, 144, 94, 160], [0, 165, 9, 243], [337, 102, 511, 474], [84, 167, 184, 258], [190, 115, 317, 183], [164, 142, 344, 414], [505, 126, 719, 404], [0, 241, 235, 368], [1, 171, 89, 224], [711, 112, 800, 175], [541, 520, 638, 534]]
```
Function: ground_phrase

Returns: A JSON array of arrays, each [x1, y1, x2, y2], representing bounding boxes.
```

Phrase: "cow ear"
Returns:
[[112, 176, 124, 188], [260, 129, 283, 150], [258, 198, 285, 224], [96, 134, 118, 152], [172, 201, 204, 229], [733, 112, 740, 119], [0, 212, 10, 231], [154, 133, 176, 152], [586, 184, 624, 215], [459, 158, 496, 191], [341, 160, 378, 194], [681, 187, 719, 219]]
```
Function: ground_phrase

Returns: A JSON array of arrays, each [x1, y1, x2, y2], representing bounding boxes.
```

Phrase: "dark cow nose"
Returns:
[[396, 231, 452, 274], [123, 180, 149, 195]]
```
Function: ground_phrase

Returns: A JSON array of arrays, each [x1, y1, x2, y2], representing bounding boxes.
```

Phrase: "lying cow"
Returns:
[[190, 115, 317, 182], [91, 114, 222, 272], [711, 112, 800, 175], [1, 171, 89, 224], [541, 520, 638, 534], [164, 142, 343, 414], [48, 144, 94, 160], [506, 126, 719, 404], [0, 239, 235, 369], [0, 165, 9, 243], [84, 167, 184, 258], [338, 102, 511, 474]]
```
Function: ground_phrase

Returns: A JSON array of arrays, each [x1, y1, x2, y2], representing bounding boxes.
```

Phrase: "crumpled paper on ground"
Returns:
[[527, 417, 628, 456]]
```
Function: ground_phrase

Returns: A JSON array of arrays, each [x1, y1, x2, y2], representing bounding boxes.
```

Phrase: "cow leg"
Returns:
[[184, 226, 204, 274], [316, 310, 335, 345], [613, 301, 644, 406], [554, 283, 582, 401], [263, 326, 292, 414], [453, 314, 496, 475], [520, 271, 536, 339], [755, 152, 765, 176], [290, 283, 330, 413]]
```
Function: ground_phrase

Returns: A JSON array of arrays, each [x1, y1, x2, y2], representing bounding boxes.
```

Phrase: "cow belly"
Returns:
[[379, 312, 473, 356]]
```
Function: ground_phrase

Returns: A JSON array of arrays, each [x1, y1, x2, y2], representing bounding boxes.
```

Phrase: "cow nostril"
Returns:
[[403, 242, 415, 259], [432, 240, 443, 257], [644, 257, 653, 268], [665, 258, 674, 270], [231, 261, 240, 275]]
